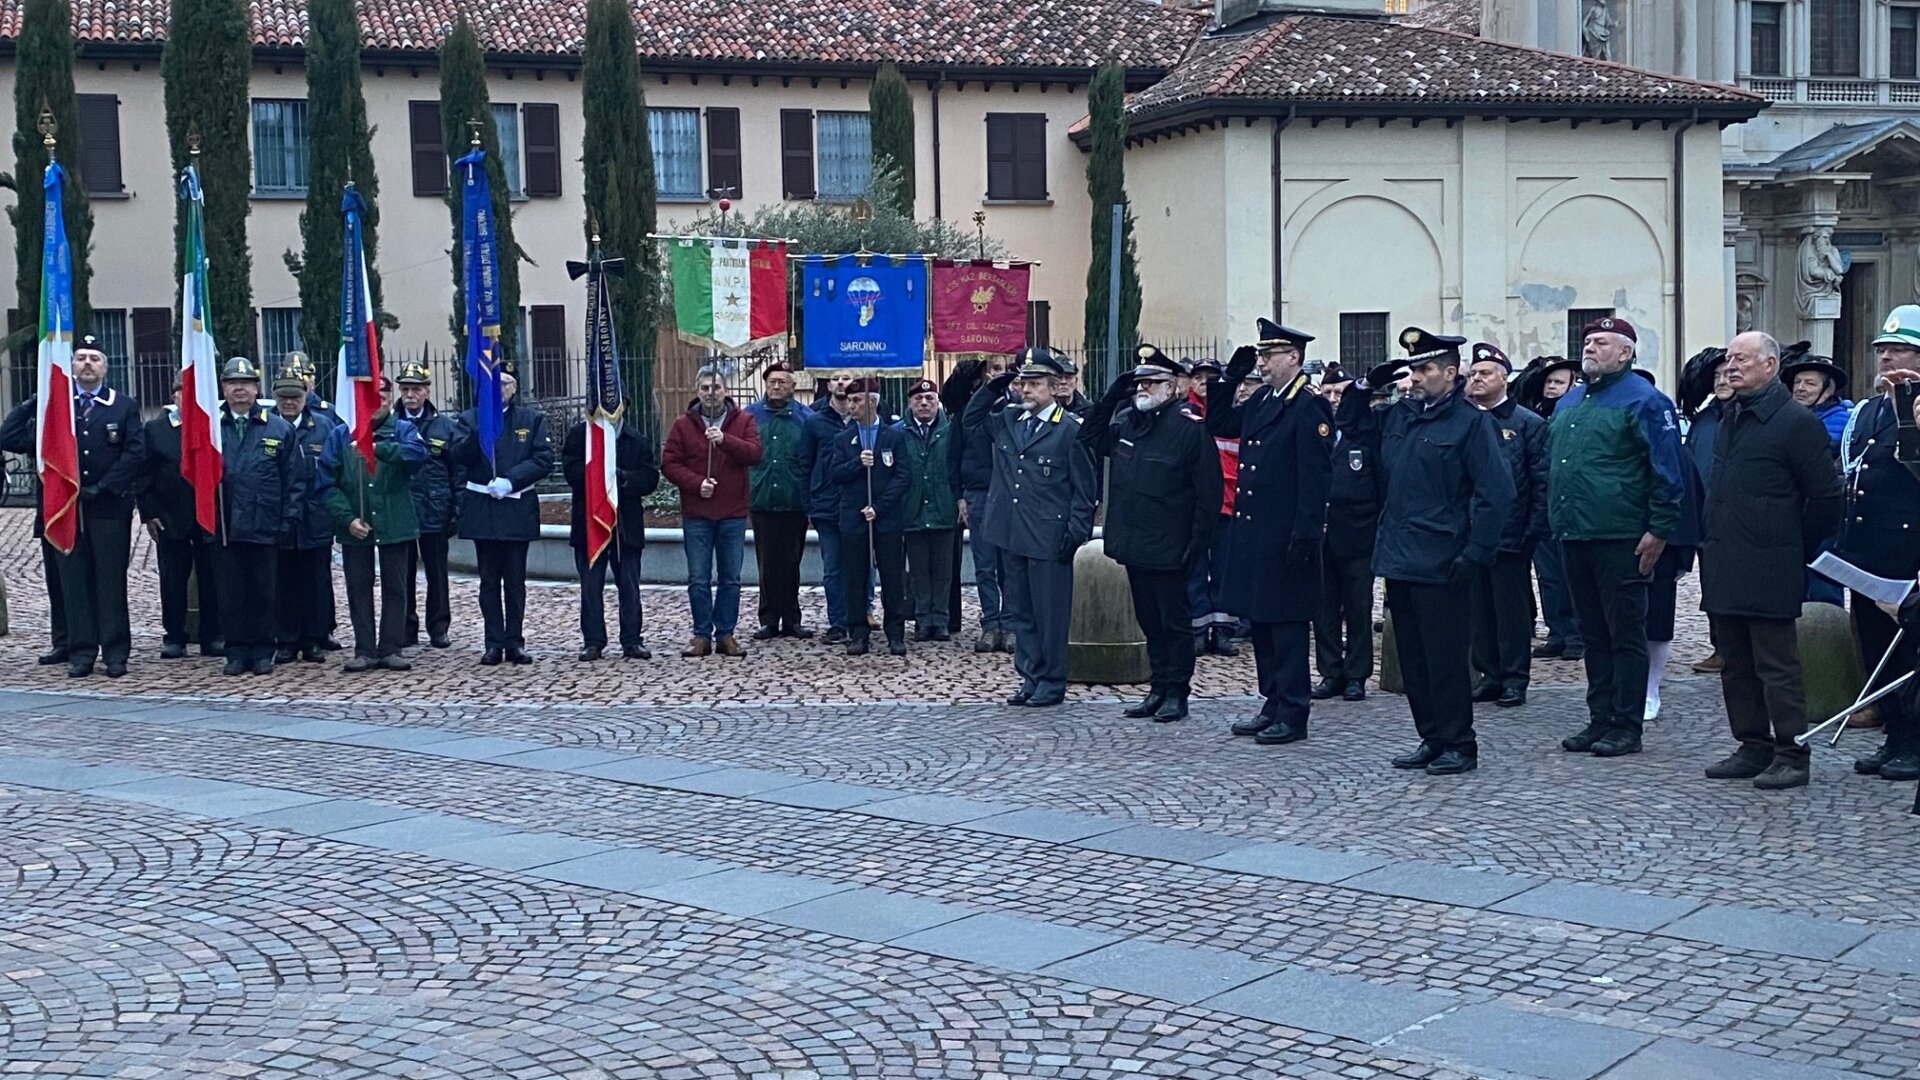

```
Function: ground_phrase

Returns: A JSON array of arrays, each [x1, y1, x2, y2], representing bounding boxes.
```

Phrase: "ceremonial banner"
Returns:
[[177, 165, 223, 534], [800, 256, 928, 372], [335, 185, 383, 472], [457, 147, 504, 469], [36, 161, 79, 554], [669, 238, 788, 354], [932, 261, 1030, 357], [569, 236, 626, 565]]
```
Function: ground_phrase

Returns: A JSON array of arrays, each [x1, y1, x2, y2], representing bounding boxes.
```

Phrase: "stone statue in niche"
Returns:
[[1581, 0, 1617, 61], [1736, 291, 1756, 334], [1797, 227, 1846, 320]]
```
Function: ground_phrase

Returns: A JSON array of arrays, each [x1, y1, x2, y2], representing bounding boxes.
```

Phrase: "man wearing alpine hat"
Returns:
[[1207, 318, 1333, 746]]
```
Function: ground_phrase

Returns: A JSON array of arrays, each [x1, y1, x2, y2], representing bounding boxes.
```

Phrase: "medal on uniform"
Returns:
[[881, 449, 893, 467], [1349, 449, 1364, 472]]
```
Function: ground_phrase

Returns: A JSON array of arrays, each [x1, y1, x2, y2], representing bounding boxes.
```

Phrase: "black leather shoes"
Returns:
[[1879, 751, 1920, 781], [66, 660, 93, 678], [623, 644, 652, 660], [1230, 712, 1274, 736], [343, 655, 378, 673], [823, 627, 849, 644], [1471, 682, 1503, 703], [1152, 692, 1189, 723], [159, 642, 186, 660], [201, 640, 226, 657], [250, 658, 274, 676], [300, 645, 324, 663], [274, 646, 297, 665], [788, 624, 815, 639], [1425, 749, 1478, 775], [38, 648, 69, 666], [1343, 681, 1367, 702], [846, 638, 870, 656], [480, 648, 504, 666], [578, 646, 604, 662], [752, 625, 781, 641], [888, 639, 908, 656], [1124, 691, 1167, 719], [1561, 723, 1606, 753], [1391, 741, 1443, 769], [1530, 640, 1564, 659], [222, 657, 247, 676], [1495, 687, 1526, 708], [505, 647, 533, 665], [322, 635, 344, 651], [1310, 679, 1341, 701], [429, 635, 452, 649], [1856, 741, 1894, 774], [1254, 719, 1307, 745], [930, 627, 951, 642], [103, 659, 127, 678], [1590, 729, 1642, 757], [1006, 687, 1033, 706], [1024, 694, 1065, 708], [1208, 627, 1239, 657], [1561, 646, 1586, 661]]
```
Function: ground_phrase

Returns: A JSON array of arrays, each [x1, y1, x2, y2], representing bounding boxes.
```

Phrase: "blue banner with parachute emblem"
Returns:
[[800, 255, 928, 373]]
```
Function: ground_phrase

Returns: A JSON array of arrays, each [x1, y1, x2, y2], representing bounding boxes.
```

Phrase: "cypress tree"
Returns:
[[295, 0, 381, 371], [1082, 58, 1140, 389], [7, 0, 92, 352], [438, 19, 521, 364], [580, 0, 659, 429], [163, 0, 254, 359], [868, 63, 915, 215]]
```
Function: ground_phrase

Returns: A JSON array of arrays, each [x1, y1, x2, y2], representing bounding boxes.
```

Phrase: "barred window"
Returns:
[[1567, 307, 1616, 358], [88, 310, 129, 367], [1338, 313, 1390, 372], [251, 99, 309, 195], [260, 308, 305, 367], [816, 111, 872, 201], [649, 107, 704, 200]]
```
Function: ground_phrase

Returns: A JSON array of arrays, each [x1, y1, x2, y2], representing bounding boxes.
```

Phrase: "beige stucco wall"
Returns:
[[1133, 116, 1730, 388], [0, 58, 1095, 380]]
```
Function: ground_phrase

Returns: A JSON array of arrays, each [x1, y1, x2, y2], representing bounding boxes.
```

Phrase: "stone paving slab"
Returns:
[[323, 813, 515, 852], [1839, 927, 1920, 975], [890, 913, 1120, 972], [0, 756, 162, 791], [568, 755, 720, 785], [1598, 1038, 1864, 1080], [648, 765, 814, 797], [856, 793, 1016, 826], [1042, 939, 1280, 1006], [87, 775, 329, 817], [0, 690, 74, 712], [1197, 841, 1390, 884], [268, 719, 389, 743], [531, 848, 729, 891], [236, 797, 421, 836], [1660, 904, 1875, 961], [631, 866, 855, 916], [1204, 967, 1455, 1043], [962, 807, 1131, 843], [1072, 823, 1258, 864], [484, 746, 636, 772], [187, 709, 317, 733], [330, 726, 472, 750], [1492, 881, 1702, 934], [746, 779, 901, 810], [1391, 1003, 1653, 1080], [416, 735, 550, 761], [419, 831, 614, 872], [1340, 862, 1540, 909], [760, 886, 974, 942]]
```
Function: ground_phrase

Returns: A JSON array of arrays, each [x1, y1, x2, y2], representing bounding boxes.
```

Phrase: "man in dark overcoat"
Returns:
[[450, 369, 555, 665]]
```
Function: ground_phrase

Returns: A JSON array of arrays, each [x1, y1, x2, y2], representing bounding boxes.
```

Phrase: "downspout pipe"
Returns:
[[931, 71, 945, 220], [1272, 107, 1295, 321], [1673, 108, 1700, 383]]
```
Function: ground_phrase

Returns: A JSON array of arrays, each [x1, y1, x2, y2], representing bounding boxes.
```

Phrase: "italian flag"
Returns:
[[670, 238, 788, 354]]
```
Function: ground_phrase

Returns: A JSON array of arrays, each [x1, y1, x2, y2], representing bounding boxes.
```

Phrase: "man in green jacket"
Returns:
[[320, 377, 430, 672], [896, 378, 960, 641], [745, 362, 817, 640], [1548, 317, 1686, 759]]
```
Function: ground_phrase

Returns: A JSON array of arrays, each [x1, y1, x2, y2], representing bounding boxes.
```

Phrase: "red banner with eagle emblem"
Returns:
[[931, 261, 1030, 358]]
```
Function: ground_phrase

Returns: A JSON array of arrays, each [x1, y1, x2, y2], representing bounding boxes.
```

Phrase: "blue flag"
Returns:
[[800, 256, 928, 371], [458, 147, 504, 468]]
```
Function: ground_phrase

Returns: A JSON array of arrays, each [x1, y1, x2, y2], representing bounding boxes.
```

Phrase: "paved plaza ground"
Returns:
[[2, 508, 1917, 1079]]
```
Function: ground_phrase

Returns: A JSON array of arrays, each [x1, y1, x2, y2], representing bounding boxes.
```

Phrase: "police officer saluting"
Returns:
[[210, 357, 299, 676], [965, 346, 1097, 707], [1363, 328, 1513, 774], [1208, 319, 1333, 743], [1082, 345, 1223, 721]]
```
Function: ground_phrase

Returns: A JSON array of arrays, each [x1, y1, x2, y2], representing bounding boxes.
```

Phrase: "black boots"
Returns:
[[1124, 691, 1167, 719], [1152, 692, 1189, 723]]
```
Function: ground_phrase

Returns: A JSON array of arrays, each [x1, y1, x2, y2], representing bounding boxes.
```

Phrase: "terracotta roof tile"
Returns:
[[1397, 0, 1481, 37], [3, 0, 1206, 69], [1125, 14, 1764, 119]]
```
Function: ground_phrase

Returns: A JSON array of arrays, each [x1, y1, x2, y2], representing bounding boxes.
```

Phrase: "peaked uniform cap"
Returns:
[[1399, 326, 1467, 363], [1874, 305, 1920, 348], [1256, 318, 1314, 350], [1131, 344, 1182, 381], [1015, 346, 1070, 378]]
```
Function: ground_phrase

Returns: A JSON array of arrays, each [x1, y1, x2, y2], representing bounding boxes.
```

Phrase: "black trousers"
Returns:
[[1126, 565, 1195, 695], [906, 528, 958, 628], [55, 510, 133, 664], [214, 541, 278, 662], [948, 529, 964, 632], [1852, 593, 1918, 750], [405, 531, 451, 643], [474, 539, 530, 649], [1387, 577, 1477, 753], [751, 510, 809, 630], [156, 531, 221, 646], [41, 539, 67, 651], [1251, 620, 1311, 725], [1314, 548, 1374, 684], [1564, 538, 1651, 732], [577, 544, 645, 649], [842, 525, 907, 644], [275, 546, 333, 650], [1003, 550, 1074, 698], [343, 543, 409, 659], [1710, 614, 1807, 761], [1470, 550, 1535, 692]]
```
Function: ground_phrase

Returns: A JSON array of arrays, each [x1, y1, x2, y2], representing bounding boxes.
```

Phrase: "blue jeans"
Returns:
[[1534, 538, 1582, 648], [965, 489, 1008, 631], [683, 517, 746, 639]]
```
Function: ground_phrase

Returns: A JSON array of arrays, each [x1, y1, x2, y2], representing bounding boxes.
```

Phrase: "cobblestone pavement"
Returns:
[[4, 510, 1915, 1079]]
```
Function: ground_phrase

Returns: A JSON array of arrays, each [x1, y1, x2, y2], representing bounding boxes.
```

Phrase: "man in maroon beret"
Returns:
[[897, 377, 960, 641]]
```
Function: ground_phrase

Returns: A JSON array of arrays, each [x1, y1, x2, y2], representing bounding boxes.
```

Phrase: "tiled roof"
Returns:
[[1397, 0, 1481, 37], [0, 0, 1206, 69], [1122, 14, 1765, 122]]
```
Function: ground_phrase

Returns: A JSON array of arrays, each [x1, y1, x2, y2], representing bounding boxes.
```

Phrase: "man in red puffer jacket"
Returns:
[[1185, 358, 1247, 657], [661, 366, 763, 658]]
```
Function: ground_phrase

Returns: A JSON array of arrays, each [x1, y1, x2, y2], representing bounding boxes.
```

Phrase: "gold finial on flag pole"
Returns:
[[187, 121, 203, 157], [37, 102, 56, 158], [589, 213, 601, 248]]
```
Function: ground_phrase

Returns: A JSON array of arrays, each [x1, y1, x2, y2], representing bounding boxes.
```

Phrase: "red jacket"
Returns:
[[661, 400, 763, 521], [1189, 389, 1239, 517]]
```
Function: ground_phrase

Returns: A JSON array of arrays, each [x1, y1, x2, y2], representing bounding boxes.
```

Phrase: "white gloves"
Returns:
[[487, 477, 513, 499]]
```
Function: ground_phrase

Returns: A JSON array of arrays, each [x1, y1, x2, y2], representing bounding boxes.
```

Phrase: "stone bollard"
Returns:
[[1799, 600, 1865, 726], [1067, 539, 1151, 685], [1378, 612, 1403, 695]]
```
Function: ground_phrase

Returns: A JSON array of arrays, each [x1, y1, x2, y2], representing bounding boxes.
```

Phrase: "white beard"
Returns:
[[1132, 392, 1157, 411]]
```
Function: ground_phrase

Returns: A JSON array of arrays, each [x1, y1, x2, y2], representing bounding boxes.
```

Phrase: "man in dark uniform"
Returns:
[[830, 377, 912, 655], [1465, 342, 1550, 707], [1, 397, 69, 665], [3, 335, 145, 677], [1313, 364, 1384, 702], [450, 368, 554, 665], [1083, 346, 1222, 721], [562, 413, 660, 661], [1361, 328, 1513, 774], [395, 362, 461, 649], [271, 366, 337, 664], [1208, 319, 1333, 743], [128, 388, 222, 658], [1835, 305, 1920, 781], [965, 347, 1098, 707], [210, 357, 299, 676], [283, 350, 341, 426], [1053, 356, 1093, 418]]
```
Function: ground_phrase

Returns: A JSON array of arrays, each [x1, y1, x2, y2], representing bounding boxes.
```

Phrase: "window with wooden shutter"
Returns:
[[986, 114, 1048, 201], [780, 108, 816, 200], [706, 107, 742, 198], [528, 304, 569, 400], [131, 308, 174, 406], [409, 100, 446, 197], [522, 103, 562, 197], [75, 94, 124, 197]]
